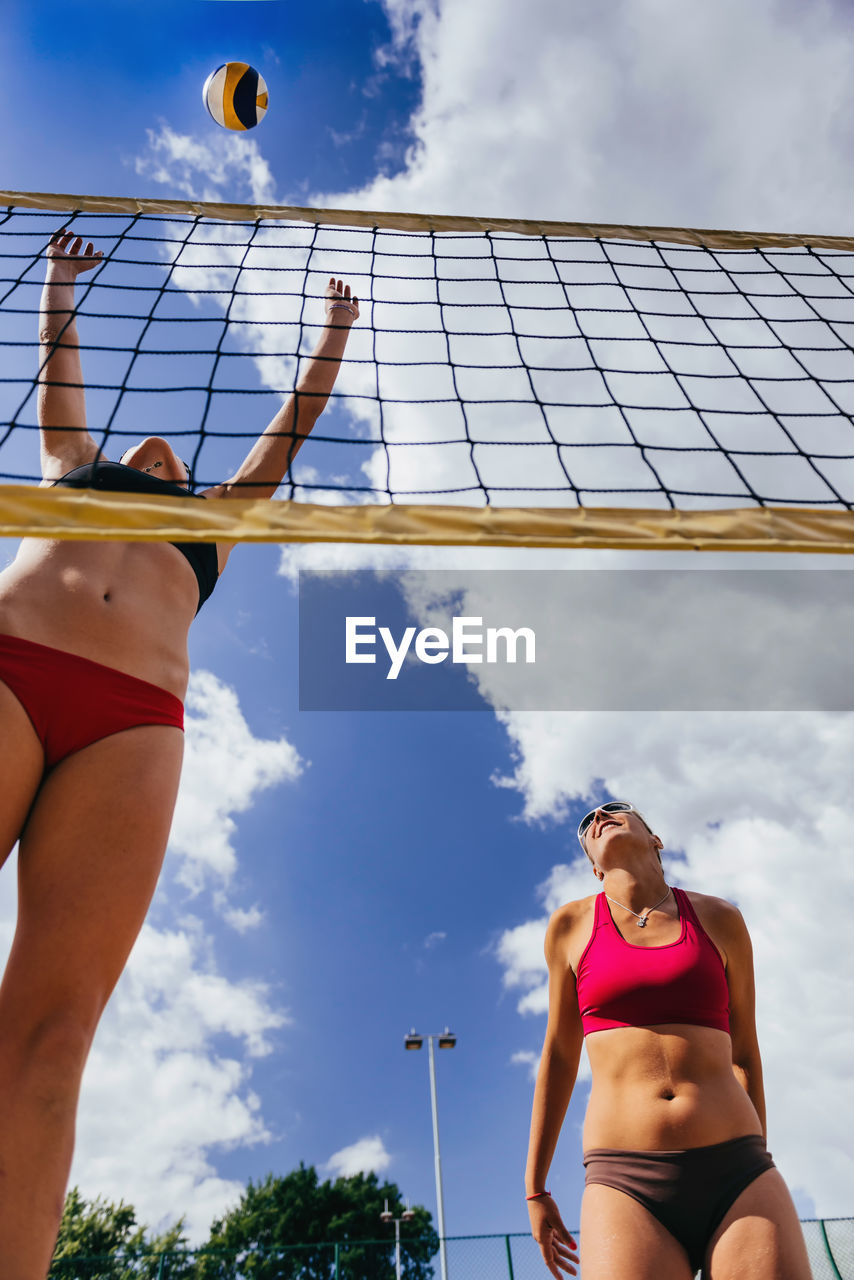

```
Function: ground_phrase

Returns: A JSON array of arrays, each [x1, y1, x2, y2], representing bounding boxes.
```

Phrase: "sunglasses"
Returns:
[[577, 801, 639, 850]]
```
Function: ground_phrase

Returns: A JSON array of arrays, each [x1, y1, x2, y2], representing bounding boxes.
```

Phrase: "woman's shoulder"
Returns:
[[544, 894, 599, 977], [549, 892, 599, 924], [545, 893, 597, 944], [39, 444, 103, 487], [682, 888, 742, 919], [682, 888, 750, 949]]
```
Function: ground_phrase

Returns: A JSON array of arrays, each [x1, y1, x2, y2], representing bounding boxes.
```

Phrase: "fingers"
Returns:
[[541, 1236, 579, 1278], [48, 228, 74, 255], [542, 1253, 564, 1280], [548, 1228, 579, 1259], [552, 1235, 579, 1263], [326, 277, 359, 306], [48, 228, 103, 263], [539, 1239, 578, 1279]]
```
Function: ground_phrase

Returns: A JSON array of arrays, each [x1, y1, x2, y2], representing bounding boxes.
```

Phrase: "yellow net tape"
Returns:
[[2, 487, 854, 553], [3, 188, 854, 251]]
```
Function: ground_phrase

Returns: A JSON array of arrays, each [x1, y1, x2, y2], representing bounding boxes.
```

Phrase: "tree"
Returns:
[[193, 1165, 438, 1280], [49, 1186, 193, 1279]]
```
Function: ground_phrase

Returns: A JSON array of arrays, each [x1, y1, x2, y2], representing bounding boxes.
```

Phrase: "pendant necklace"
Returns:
[[605, 885, 671, 928]]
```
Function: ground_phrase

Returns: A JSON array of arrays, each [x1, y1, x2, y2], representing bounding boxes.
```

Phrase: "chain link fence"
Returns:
[[48, 1220, 854, 1280]]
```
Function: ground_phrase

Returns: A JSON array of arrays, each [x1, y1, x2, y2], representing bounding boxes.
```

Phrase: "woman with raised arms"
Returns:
[[0, 231, 358, 1279]]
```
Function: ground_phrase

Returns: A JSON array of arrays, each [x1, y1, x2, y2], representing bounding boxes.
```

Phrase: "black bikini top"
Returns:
[[53, 461, 219, 612]]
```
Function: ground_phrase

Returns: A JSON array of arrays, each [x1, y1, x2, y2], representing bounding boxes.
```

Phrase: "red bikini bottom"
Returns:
[[0, 633, 184, 771], [584, 1134, 775, 1277]]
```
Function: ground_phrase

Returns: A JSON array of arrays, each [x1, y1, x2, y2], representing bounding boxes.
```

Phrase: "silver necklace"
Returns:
[[605, 885, 671, 928]]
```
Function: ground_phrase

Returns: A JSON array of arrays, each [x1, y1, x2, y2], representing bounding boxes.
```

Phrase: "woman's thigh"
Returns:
[[1, 724, 184, 1028], [706, 1168, 812, 1280], [0, 680, 45, 866], [580, 1184, 695, 1280]]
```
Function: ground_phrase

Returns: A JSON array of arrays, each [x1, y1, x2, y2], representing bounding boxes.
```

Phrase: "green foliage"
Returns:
[[49, 1186, 193, 1279], [48, 1170, 436, 1280], [193, 1165, 437, 1280]]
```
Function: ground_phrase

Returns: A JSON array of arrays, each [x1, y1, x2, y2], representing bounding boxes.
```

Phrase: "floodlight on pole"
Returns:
[[381, 1198, 415, 1280], [404, 1028, 456, 1280]]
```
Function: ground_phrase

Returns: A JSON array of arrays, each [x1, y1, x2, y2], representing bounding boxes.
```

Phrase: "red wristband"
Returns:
[[526, 1190, 551, 1200]]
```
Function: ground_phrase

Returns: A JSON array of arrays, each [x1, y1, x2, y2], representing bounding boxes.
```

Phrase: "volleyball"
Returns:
[[202, 62, 268, 131]]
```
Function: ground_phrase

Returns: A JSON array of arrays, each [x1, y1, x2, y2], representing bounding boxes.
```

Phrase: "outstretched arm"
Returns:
[[207, 279, 359, 501], [526, 908, 582, 1278], [37, 230, 104, 482]]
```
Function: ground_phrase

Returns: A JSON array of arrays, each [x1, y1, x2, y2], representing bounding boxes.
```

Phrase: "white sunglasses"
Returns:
[[577, 801, 643, 851]]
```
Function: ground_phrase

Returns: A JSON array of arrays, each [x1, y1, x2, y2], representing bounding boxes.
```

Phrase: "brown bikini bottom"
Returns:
[[583, 1133, 775, 1276]]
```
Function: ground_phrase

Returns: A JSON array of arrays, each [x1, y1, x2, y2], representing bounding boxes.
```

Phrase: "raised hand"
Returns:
[[46, 230, 103, 279], [325, 277, 359, 325]]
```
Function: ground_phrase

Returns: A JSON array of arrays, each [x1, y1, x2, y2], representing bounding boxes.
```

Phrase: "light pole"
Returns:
[[404, 1027, 456, 1280], [380, 1197, 415, 1280]]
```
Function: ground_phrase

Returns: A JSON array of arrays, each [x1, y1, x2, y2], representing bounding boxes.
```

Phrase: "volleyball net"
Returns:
[[3, 188, 854, 551]]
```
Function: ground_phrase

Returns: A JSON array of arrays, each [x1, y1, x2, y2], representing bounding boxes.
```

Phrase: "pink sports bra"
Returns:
[[575, 887, 730, 1036]]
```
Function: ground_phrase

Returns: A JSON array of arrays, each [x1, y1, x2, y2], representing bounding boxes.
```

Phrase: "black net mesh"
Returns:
[[4, 201, 854, 513]]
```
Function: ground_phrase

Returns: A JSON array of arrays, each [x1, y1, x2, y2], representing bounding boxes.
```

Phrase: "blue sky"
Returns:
[[2, 0, 420, 203], [2, 0, 854, 1254]]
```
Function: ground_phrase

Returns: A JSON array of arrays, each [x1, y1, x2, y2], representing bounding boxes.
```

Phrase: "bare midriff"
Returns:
[[583, 1023, 762, 1151], [0, 538, 200, 698]]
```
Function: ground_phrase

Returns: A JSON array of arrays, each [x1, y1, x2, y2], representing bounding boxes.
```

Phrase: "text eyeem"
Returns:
[[345, 616, 536, 680]]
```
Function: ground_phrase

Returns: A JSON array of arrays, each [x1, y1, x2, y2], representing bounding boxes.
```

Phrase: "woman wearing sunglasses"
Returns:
[[525, 801, 810, 1280], [0, 231, 359, 1278]]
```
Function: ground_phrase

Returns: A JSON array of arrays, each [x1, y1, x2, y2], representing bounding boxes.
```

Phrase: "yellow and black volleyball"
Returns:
[[202, 62, 268, 131]]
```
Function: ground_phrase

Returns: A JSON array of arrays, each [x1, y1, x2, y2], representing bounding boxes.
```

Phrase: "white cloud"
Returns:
[[277, 542, 493, 583], [275, 540, 683, 584], [71, 917, 286, 1242], [423, 930, 446, 949], [169, 669, 303, 893], [324, 1134, 393, 1178], [324, 0, 854, 233], [220, 901, 266, 934], [133, 121, 277, 205], [510, 1049, 539, 1080]]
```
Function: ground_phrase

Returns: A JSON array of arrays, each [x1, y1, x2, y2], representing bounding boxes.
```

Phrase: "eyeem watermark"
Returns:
[[300, 568, 854, 712], [345, 615, 536, 680]]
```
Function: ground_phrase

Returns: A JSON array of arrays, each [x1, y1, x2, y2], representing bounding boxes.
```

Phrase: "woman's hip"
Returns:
[[0, 633, 184, 771]]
